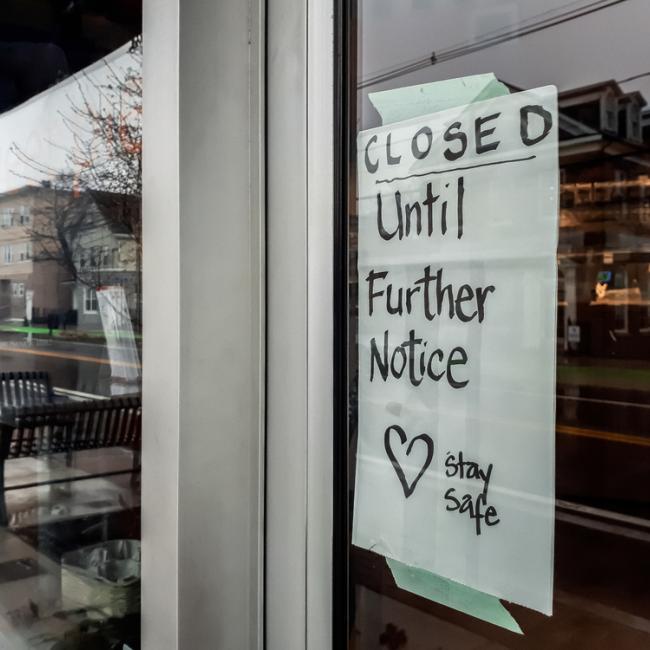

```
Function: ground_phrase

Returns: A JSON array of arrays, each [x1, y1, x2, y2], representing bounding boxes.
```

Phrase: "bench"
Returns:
[[0, 396, 141, 526], [0, 371, 55, 410]]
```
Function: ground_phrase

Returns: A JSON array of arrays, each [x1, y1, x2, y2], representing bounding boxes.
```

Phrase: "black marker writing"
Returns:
[[384, 424, 434, 498], [370, 329, 469, 389], [366, 266, 495, 323], [376, 177, 465, 241], [444, 451, 500, 536]]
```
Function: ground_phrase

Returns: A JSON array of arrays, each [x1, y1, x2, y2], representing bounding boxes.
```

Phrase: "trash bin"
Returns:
[[61, 540, 140, 618]]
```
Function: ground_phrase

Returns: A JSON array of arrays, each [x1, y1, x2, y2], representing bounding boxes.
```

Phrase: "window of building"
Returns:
[[2, 245, 13, 264], [18, 242, 31, 261], [19, 205, 30, 225], [83, 287, 99, 313], [602, 91, 618, 133], [630, 104, 642, 141], [1, 208, 14, 228]]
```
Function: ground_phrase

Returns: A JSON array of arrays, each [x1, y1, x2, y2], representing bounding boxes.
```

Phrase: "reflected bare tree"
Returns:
[[10, 36, 142, 327]]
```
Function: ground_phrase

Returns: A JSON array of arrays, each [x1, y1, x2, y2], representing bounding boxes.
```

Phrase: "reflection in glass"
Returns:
[[345, 1, 650, 647], [0, 8, 142, 647]]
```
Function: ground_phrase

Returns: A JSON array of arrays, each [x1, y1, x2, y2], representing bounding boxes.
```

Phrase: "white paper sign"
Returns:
[[352, 86, 558, 615]]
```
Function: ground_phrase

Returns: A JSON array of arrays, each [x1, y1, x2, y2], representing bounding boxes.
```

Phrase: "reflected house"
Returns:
[[0, 185, 73, 322], [557, 80, 650, 359], [71, 190, 141, 331], [0, 184, 140, 331]]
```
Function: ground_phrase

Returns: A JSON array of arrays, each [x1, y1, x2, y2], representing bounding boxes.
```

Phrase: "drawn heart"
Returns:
[[384, 424, 434, 499]]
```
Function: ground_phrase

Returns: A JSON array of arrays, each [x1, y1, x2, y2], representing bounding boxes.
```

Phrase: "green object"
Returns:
[[369, 74, 523, 634], [369, 73, 509, 124], [387, 558, 523, 634], [0, 325, 55, 335], [0, 324, 142, 341], [557, 363, 650, 390]]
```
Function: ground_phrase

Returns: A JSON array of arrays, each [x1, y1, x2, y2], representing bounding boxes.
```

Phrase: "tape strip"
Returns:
[[368, 73, 509, 124], [387, 557, 523, 634]]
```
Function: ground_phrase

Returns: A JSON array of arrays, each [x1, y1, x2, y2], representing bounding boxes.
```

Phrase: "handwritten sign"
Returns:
[[352, 86, 558, 615]]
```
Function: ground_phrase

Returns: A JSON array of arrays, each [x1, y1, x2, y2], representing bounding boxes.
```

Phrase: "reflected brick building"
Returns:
[[558, 80, 650, 360], [0, 185, 140, 330], [0, 186, 72, 321]]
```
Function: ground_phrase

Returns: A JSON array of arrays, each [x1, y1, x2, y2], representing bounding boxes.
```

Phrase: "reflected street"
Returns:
[[0, 332, 141, 397]]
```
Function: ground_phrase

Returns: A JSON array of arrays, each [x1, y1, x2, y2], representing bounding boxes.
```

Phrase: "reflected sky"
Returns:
[[359, 0, 650, 125], [0, 44, 138, 194]]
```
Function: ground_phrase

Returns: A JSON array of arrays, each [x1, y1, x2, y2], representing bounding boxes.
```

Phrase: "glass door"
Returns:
[[338, 1, 650, 647]]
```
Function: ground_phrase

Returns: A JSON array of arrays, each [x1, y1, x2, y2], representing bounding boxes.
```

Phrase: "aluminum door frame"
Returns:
[[142, 0, 333, 646], [142, 0, 265, 648], [266, 0, 335, 648]]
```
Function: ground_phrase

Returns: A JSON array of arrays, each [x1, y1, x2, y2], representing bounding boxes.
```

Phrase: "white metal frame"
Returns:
[[266, 0, 334, 648], [142, 0, 265, 648], [142, 0, 332, 646]]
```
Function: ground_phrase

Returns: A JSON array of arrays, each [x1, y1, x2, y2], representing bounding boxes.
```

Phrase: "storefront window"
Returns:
[[342, 1, 650, 647], [0, 5, 142, 648]]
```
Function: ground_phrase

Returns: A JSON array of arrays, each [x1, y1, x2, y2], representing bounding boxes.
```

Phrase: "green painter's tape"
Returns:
[[369, 74, 523, 634], [387, 558, 523, 635], [369, 73, 509, 124]]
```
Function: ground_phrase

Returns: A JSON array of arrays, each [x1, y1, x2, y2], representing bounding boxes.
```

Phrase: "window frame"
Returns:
[[332, 0, 353, 646], [83, 287, 98, 314], [2, 245, 13, 264]]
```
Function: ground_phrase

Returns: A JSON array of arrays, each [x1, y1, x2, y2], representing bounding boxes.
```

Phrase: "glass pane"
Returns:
[[344, 1, 650, 647], [0, 6, 142, 648]]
